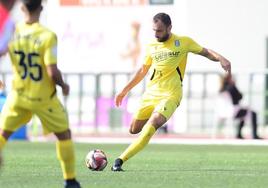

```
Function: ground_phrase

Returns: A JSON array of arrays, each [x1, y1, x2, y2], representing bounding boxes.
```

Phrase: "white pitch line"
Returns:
[[74, 137, 268, 146]]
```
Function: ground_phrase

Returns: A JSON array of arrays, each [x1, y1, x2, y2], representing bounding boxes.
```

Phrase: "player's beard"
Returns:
[[157, 33, 170, 42]]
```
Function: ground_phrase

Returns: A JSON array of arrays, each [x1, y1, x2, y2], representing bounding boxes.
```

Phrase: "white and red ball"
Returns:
[[85, 149, 108, 171]]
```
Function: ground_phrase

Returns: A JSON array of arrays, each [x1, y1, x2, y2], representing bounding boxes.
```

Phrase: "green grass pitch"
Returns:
[[1, 141, 268, 188]]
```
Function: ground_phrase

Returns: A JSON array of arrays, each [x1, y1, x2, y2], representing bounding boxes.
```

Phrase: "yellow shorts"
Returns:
[[0, 92, 69, 134], [134, 97, 181, 121]]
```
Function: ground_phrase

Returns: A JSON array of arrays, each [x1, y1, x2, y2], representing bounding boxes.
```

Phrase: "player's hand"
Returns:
[[220, 57, 231, 74], [62, 83, 70, 96], [115, 90, 128, 107]]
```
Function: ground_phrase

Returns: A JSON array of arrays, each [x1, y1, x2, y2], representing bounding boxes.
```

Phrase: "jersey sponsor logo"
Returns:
[[152, 51, 180, 62], [175, 40, 180, 47]]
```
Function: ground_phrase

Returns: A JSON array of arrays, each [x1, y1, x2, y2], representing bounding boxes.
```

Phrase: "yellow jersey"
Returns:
[[8, 22, 57, 101], [143, 34, 203, 101]]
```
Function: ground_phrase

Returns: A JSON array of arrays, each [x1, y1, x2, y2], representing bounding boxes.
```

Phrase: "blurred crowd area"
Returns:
[[1, 71, 267, 139]]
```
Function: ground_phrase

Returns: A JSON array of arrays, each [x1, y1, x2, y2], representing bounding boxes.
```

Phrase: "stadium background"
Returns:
[[1, 0, 268, 139]]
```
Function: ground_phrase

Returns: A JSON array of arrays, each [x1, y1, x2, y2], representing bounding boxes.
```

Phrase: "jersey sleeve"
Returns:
[[44, 32, 57, 65], [143, 45, 152, 66], [186, 37, 203, 54]]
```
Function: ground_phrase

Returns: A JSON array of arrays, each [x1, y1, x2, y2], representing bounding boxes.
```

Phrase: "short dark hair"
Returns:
[[21, 0, 42, 12], [153, 13, 172, 27]]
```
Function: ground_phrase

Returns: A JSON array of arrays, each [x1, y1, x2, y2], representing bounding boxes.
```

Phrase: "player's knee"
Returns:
[[129, 128, 140, 134], [54, 129, 71, 140], [0, 130, 13, 140], [148, 113, 167, 129]]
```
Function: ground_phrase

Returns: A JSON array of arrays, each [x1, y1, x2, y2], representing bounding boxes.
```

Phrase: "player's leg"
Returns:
[[36, 97, 80, 188], [0, 93, 29, 140], [129, 119, 148, 134], [0, 130, 12, 168], [0, 100, 32, 168], [0, 130, 15, 169], [236, 120, 245, 139], [0, 130, 12, 149], [54, 130, 80, 188], [112, 99, 178, 171], [250, 110, 261, 139], [234, 108, 247, 139], [0, 106, 32, 145], [112, 112, 166, 171], [111, 100, 154, 171], [128, 100, 154, 134]]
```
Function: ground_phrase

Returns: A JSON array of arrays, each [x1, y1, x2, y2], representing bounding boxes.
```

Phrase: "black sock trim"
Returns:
[[115, 158, 123, 166]]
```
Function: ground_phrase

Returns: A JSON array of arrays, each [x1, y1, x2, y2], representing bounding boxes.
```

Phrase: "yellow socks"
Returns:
[[0, 135, 7, 150], [119, 124, 156, 162], [56, 139, 76, 180]]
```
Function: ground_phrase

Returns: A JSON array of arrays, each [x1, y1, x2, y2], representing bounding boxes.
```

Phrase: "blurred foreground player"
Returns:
[[0, 0, 81, 187]]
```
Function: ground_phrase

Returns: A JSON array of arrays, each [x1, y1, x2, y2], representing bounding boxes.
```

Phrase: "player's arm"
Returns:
[[115, 64, 151, 107], [198, 48, 231, 74], [46, 64, 69, 96]]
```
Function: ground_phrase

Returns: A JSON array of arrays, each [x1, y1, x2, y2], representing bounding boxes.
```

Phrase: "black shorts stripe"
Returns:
[[150, 69, 156, 80]]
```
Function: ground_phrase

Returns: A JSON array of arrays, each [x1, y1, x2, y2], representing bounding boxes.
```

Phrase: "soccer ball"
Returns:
[[85, 149, 108, 171]]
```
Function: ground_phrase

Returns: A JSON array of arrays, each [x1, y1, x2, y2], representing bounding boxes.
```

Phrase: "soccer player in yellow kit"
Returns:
[[0, 1, 81, 187], [111, 12, 231, 171]]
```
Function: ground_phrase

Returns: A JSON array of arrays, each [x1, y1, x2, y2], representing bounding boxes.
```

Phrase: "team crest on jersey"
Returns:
[[175, 40, 180, 47]]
